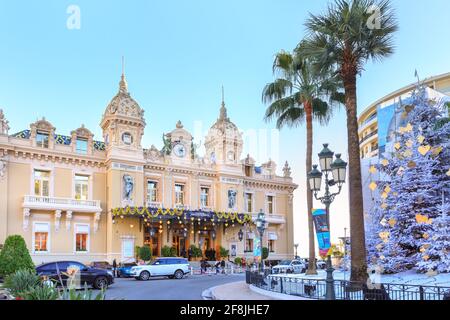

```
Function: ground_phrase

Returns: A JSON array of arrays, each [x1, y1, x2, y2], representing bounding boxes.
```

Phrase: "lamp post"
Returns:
[[307, 143, 347, 300], [294, 244, 299, 259], [255, 209, 266, 274]]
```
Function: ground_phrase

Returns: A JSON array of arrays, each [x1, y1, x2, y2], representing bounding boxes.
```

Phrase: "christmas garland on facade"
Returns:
[[111, 206, 253, 225]]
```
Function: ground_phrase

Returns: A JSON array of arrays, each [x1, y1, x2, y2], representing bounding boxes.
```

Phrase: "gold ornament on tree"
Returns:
[[369, 165, 377, 174], [407, 160, 417, 168], [381, 159, 389, 167], [388, 218, 397, 228], [418, 145, 431, 156], [394, 142, 401, 150], [369, 181, 377, 191], [417, 135, 425, 144]]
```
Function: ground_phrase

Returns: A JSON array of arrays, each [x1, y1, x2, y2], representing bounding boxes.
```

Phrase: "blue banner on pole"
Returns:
[[312, 209, 331, 256]]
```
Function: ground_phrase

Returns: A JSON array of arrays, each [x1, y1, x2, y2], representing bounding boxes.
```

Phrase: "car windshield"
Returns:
[[278, 260, 291, 266]]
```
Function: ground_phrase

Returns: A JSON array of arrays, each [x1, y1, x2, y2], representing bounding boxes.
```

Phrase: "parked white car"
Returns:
[[130, 257, 190, 281], [272, 259, 306, 274]]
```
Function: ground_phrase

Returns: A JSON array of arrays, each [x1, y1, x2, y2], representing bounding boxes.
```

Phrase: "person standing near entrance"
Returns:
[[112, 259, 117, 278]]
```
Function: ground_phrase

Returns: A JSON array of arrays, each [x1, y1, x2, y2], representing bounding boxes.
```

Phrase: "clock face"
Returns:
[[173, 143, 186, 157]]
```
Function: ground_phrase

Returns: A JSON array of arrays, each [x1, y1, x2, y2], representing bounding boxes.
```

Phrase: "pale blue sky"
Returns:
[[1, 0, 450, 256]]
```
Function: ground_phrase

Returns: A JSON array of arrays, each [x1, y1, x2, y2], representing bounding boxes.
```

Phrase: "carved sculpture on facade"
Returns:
[[123, 174, 134, 202], [283, 161, 292, 178], [228, 189, 237, 209]]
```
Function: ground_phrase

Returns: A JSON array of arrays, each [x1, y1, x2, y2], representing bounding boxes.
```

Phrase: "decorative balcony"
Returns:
[[251, 212, 286, 225], [23, 195, 102, 213]]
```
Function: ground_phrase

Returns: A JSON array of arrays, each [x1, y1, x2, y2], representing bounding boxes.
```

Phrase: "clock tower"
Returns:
[[204, 96, 243, 171], [165, 120, 193, 165], [100, 71, 146, 162]]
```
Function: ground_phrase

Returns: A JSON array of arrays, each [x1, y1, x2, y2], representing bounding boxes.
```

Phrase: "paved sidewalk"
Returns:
[[210, 281, 275, 300]]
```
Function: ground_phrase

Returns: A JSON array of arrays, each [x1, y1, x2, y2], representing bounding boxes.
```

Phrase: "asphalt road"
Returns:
[[101, 274, 245, 300]]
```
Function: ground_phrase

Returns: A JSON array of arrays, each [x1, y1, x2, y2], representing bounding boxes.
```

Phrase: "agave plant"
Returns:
[[4, 269, 40, 299], [58, 283, 105, 300], [23, 282, 59, 300]]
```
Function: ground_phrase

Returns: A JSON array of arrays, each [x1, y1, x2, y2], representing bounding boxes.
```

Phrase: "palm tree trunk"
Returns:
[[304, 100, 317, 275], [343, 73, 368, 283]]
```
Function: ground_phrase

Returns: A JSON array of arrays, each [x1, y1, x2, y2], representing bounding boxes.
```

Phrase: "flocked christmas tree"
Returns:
[[366, 86, 450, 274]]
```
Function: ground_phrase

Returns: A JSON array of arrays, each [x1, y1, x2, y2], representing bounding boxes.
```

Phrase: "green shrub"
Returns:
[[189, 245, 202, 258], [161, 246, 177, 257], [262, 247, 269, 260], [234, 257, 242, 265], [0, 235, 35, 277], [139, 246, 152, 261], [4, 269, 40, 298], [219, 246, 229, 258], [23, 283, 59, 300], [135, 246, 141, 260], [59, 283, 105, 300]]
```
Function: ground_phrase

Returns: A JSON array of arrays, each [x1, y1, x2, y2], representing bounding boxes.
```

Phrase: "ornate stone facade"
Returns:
[[0, 73, 297, 265]]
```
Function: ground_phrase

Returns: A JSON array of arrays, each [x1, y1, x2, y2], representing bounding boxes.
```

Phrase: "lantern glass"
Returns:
[[308, 165, 322, 192], [331, 154, 347, 186], [318, 144, 334, 172]]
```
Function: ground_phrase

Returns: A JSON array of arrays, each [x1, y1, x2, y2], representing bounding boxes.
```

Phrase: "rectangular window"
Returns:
[[74, 175, 89, 200], [34, 170, 50, 197], [245, 239, 253, 252], [34, 223, 49, 252], [36, 131, 49, 148], [76, 138, 88, 154], [267, 196, 274, 214], [147, 181, 158, 202], [268, 240, 275, 252], [200, 187, 209, 207], [75, 224, 89, 252], [245, 193, 253, 212], [175, 184, 184, 205]]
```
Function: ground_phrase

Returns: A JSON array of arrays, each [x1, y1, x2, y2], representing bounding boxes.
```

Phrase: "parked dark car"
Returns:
[[90, 261, 113, 271], [36, 261, 114, 289], [117, 262, 138, 278]]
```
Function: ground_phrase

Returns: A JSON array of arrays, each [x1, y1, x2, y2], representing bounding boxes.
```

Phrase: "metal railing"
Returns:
[[246, 271, 450, 301]]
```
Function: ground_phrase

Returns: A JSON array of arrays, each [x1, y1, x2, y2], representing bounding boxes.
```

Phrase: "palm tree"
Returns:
[[262, 49, 343, 275], [301, 0, 398, 282]]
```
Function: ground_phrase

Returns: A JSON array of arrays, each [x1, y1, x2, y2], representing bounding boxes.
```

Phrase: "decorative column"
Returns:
[[55, 210, 62, 232], [66, 211, 73, 230], [23, 208, 31, 230], [94, 212, 101, 232]]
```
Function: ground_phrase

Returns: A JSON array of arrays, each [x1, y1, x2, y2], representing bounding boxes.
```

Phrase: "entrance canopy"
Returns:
[[111, 206, 253, 225]]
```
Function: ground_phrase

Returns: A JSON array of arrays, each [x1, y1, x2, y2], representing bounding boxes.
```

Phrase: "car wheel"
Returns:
[[139, 271, 151, 281], [94, 276, 108, 290], [168, 275, 174, 279], [174, 270, 184, 280]]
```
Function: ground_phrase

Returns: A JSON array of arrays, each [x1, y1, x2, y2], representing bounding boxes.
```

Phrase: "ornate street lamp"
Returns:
[[149, 228, 155, 237], [307, 143, 348, 301], [255, 209, 266, 273], [238, 229, 244, 242], [308, 165, 322, 192], [330, 154, 348, 187], [318, 143, 334, 172], [211, 230, 216, 241]]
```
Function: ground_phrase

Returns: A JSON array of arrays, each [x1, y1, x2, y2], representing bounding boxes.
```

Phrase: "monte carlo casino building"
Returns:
[[0, 72, 297, 265]]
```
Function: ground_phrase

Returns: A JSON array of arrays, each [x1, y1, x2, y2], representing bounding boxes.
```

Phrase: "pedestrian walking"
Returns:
[[220, 259, 226, 274], [215, 261, 220, 274], [112, 259, 117, 277]]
